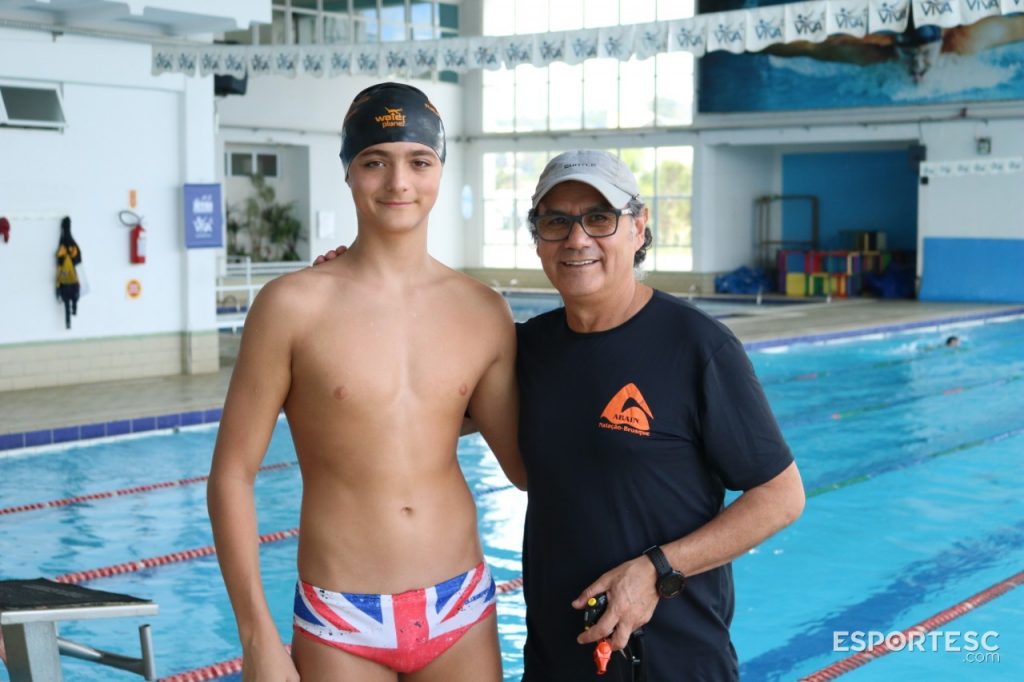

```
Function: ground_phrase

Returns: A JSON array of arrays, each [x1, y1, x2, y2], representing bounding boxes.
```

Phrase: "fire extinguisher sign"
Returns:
[[183, 183, 224, 248]]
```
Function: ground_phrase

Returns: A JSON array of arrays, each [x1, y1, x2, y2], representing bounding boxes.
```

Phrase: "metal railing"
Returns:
[[215, 256, 305, 330]]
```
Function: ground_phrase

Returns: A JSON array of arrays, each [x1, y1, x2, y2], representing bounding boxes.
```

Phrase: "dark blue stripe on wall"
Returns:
[[920, 237, 1024, 303]]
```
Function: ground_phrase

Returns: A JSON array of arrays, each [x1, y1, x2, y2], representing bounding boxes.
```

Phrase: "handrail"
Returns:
[[215, 256, 305, 330], [223, 262, 303, 276]]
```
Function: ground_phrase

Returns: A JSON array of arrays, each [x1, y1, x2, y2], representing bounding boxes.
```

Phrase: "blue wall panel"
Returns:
[[782, 150, 918, 252], [920, 238, 1024, 303]]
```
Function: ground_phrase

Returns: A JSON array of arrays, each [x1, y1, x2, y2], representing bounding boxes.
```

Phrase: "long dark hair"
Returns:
[[59, 216, 77, 248]]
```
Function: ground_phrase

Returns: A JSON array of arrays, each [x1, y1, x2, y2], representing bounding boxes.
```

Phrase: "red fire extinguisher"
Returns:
[[120, 210, 146, 265], [130, 223, 146, 264]]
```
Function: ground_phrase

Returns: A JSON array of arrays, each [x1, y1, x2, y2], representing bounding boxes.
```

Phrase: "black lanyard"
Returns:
[[620, 628, 647, 682]]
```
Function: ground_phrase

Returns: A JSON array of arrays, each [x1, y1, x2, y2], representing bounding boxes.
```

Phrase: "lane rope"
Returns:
[[54, 529, 299, 584], [758, 334, 1022, 387], [776, 372, 1022, 427], [0, 461, 296, 517], [50, 483, 518, 584], [800, 569, 1024, 681], [2, 466, 518, 519], [807, 424, 1024, 498]]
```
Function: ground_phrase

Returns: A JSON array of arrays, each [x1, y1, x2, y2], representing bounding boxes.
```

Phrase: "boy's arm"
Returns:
[[207, 279, 300, 678], [467, 302, 526, 490]]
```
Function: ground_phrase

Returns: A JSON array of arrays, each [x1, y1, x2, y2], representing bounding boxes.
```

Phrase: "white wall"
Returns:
[[917, 118, 1024, 242], [692, 144, 774, 273], [216, 75, 466, 267], [0, 83, 183, 342], [0, 27, 218, 347]]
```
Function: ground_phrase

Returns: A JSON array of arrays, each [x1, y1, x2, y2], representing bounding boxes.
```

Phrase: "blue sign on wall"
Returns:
[[183, 183, 223, 248]]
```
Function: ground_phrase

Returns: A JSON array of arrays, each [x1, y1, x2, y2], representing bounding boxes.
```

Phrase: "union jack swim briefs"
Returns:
[[293, 562, 497, 673]]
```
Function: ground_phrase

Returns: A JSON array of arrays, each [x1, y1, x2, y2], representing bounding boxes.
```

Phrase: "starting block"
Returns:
[[0, 579, 158, 682]]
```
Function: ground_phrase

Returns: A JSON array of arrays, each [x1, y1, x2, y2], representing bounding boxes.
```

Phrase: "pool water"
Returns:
[[500, 290, 811, 322], [734, 318, 1024, 680], [1, 308, 1022, 681]]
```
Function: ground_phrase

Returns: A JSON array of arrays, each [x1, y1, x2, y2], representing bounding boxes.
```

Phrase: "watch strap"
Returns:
[[643, 545, 673, 577]]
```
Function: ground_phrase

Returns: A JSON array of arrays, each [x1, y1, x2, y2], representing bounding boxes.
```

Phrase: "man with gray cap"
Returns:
[[516, 150, 804, 681], [210, 83, 524, 682]]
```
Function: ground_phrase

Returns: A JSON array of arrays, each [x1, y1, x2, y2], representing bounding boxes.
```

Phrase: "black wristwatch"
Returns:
[[643, 545, 685, 599]]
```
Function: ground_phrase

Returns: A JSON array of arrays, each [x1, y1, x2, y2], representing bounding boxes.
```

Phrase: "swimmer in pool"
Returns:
[[207, 83, 524, 682]]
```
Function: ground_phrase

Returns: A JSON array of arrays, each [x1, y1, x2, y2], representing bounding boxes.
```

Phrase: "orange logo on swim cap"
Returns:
[[374, 107, 406, 128]]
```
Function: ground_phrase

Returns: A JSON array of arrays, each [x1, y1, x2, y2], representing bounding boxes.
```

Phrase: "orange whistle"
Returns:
[[593, 639, 612, 675]]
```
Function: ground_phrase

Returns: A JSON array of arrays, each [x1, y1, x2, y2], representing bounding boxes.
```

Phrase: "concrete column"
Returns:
[[179, 75, 220, 374]]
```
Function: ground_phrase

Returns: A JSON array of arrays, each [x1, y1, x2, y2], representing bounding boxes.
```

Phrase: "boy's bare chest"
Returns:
[[291, 305, 492, 408]]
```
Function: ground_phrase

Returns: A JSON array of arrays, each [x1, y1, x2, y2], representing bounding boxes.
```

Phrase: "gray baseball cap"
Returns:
[[531, 150, 640, 210]]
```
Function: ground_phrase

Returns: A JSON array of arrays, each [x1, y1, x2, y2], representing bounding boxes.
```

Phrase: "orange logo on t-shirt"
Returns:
[[599, 383, 653, 437]]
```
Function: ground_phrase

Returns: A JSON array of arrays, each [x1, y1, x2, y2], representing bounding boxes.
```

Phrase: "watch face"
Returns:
[[659, 572, 685, 598]]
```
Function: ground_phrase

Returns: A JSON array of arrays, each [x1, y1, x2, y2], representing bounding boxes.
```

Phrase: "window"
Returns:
[[353, 0, 380, 42], [481, 0, 694, 133], [481, 151, 550, 269], [636, 146, 694, 272], [257, 154, 279, 177], [0, 84, 66, 129], [225, 1, 457, 46], [323, 13, 352, 43], [381, 0, 407, 41], [221, 1, 459, 81], [230, 153, 253, 176], [481, 146, 693, 271], [229, 152, 279, 178], [292, 5, 319, 44], [476, 1, 696, 273]]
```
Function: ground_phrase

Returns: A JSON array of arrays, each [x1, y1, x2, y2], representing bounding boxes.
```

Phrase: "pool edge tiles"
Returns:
[[0, 408, 222, 454], [744, 306, 1024, 351]]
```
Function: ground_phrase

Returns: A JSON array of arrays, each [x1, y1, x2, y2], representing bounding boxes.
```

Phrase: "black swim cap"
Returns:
[[339, 82, 446, 174]]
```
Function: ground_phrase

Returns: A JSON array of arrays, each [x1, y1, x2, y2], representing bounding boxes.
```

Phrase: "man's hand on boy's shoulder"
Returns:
[[312, 244, 349, 265]]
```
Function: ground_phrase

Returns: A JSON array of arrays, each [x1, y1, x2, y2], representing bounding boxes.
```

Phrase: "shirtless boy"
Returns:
[[207, 83, 524, 682]]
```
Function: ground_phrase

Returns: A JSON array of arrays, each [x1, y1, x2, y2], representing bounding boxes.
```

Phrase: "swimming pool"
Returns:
[[1, 308, 1021, 681]]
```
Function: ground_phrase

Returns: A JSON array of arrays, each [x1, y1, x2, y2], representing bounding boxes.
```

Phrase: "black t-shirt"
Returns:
[[516, 289, 793, 682]]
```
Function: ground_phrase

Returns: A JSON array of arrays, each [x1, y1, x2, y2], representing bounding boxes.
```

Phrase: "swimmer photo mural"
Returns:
[[698, 0, 1024, 112]]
